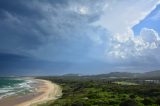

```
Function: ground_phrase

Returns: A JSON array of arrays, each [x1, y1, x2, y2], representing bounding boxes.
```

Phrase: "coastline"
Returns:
[[0, 79, 62, 106]]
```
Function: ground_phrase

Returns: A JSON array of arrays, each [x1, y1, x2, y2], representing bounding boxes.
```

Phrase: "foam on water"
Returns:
[[0, 78, 35, 99]]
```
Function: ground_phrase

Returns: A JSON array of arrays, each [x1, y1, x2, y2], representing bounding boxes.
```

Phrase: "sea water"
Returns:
[[0, 77, 35, 99]]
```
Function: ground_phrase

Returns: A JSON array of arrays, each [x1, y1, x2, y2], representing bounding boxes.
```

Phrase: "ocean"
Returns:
[[0, 77, 35, 99]]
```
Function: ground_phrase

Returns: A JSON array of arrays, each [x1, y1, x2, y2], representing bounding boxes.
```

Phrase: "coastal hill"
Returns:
[[61, 70, 160, 79], [91, 70, 160, 79]]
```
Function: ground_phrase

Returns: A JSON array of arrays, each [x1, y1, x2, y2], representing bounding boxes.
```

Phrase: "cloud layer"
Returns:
[[0, 0, 160, 75]]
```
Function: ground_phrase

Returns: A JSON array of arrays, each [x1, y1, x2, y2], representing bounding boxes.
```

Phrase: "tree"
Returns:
[[119, 99, 138, 106], [155, 98, 160, 105], [142, 98, 153, 105], [129, 94, 136, 99]]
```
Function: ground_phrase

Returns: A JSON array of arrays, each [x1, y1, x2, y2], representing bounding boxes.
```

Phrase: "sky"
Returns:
[[0, 0, 160, 76]]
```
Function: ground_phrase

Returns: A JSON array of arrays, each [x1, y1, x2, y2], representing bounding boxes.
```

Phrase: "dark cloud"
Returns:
[[0, 0, 43, 19], [0, 0, 105, 53], [0, 53, 73, 76], [0, 52, 122, 76], [1, 0, 159, 76], [0, 0, 109, 75]]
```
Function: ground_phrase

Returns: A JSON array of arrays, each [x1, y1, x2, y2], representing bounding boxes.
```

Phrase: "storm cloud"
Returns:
[[0, 0, 160, 76]]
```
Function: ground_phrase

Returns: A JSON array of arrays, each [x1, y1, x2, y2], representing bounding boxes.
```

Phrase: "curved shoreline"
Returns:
[[0, 79, 62, 106]]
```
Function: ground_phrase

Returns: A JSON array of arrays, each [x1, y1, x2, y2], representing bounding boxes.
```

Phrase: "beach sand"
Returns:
[[0, 79, 62, 106]]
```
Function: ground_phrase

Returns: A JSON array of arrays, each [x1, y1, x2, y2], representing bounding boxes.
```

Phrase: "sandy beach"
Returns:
[[0, 79, 62, 106]]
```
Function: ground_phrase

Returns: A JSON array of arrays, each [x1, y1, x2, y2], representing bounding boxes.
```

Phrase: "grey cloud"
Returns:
[[1, 0, 160, 75], [0, 0, 106, 54]]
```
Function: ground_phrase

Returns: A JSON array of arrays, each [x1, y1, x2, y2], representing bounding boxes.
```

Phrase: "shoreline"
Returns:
[[0, 79, 62, 106]]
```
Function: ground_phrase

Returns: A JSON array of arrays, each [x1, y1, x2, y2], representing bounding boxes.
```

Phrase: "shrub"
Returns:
[[155, 98, 160, 105], [129, 94, 136, 99], [142, 98, 154, 105], [119, 99, 138, 106]]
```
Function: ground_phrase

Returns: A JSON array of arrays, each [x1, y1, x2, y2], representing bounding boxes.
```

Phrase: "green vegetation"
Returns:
[[38, 76, 160, 106]]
